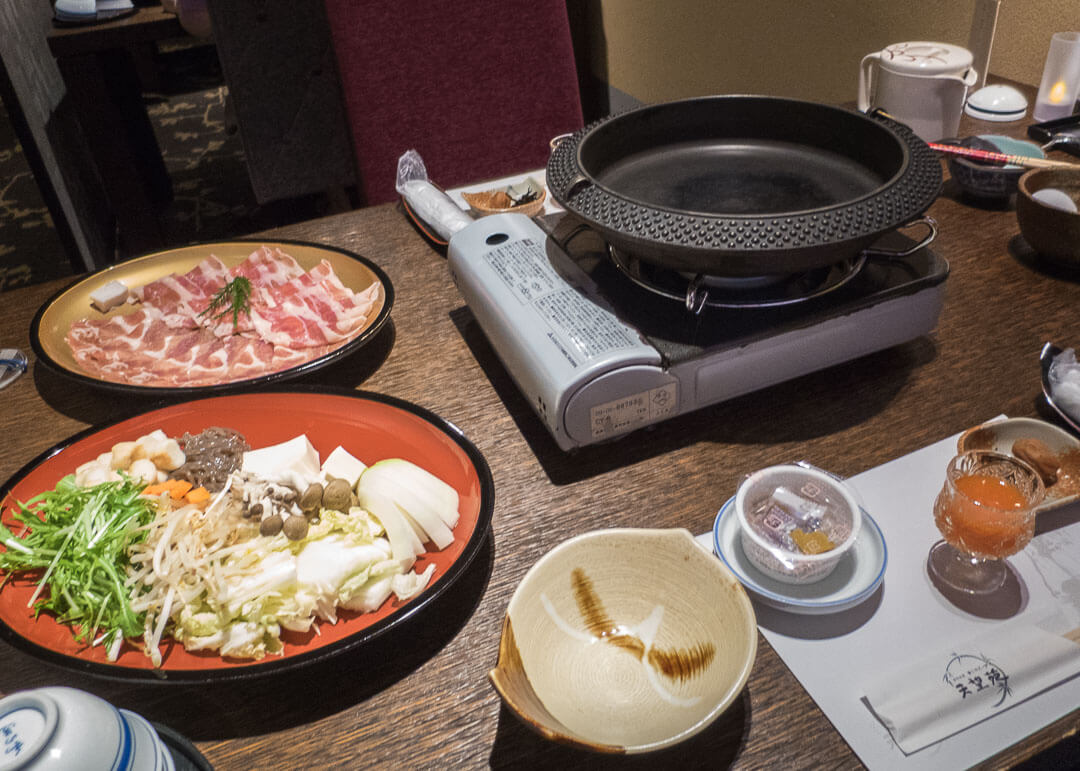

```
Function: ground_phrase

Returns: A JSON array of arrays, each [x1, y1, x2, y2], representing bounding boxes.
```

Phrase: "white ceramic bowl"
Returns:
[[735, 464, 861, 585], [0, 687, 172, 771], [489, 528, 757, 754]]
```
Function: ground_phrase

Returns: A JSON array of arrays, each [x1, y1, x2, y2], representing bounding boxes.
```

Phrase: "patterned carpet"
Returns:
[[0, 99, 66, 291], [0, 42, 327, 292]]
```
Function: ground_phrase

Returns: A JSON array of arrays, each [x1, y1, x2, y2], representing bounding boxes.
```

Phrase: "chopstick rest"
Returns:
[[0, 348, 27, 390], [862, 621, 1080, 754]]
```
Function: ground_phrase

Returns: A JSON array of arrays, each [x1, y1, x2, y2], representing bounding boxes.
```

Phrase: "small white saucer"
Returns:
[[712, 496, 887, 615]]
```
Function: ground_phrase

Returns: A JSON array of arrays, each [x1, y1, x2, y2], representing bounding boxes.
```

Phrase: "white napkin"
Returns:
[[863, 620, 1080, 754], [395, 150, 474, 242]]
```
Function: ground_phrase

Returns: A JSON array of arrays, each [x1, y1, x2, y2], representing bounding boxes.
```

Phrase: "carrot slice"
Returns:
[[166, 479, 193, 500], [185, 486, 210, 504]]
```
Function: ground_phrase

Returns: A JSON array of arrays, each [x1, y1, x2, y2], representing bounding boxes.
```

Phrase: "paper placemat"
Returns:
[[699, 429, 1080, 769]]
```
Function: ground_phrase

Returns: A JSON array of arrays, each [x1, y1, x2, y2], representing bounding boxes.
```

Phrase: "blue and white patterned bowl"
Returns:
[[947, 134, 1045, 200], [0, 687, 173, 770]]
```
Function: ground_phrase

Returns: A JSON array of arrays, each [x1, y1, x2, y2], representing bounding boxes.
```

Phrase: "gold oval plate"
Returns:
[[30, 240, 393, 395]]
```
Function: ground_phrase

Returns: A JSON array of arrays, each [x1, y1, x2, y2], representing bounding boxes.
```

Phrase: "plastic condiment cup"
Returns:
[[734, 464, 862, 584]]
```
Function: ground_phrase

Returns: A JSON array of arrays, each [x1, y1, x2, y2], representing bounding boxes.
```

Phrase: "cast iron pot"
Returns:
[[546, 96, 942, 276]]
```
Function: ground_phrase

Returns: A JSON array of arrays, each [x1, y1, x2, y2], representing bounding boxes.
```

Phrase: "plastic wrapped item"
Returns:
[[395, 150, 474, 242], [1049, 347, 1080, 421], [734, 463, 862, 584]]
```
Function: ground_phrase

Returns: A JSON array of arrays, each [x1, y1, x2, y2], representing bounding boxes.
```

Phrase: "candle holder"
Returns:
[[1033, 31, 1080, 121]]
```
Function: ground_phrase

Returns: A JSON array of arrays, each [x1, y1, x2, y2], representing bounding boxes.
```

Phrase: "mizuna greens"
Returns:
[[0, 474, 156, 658]]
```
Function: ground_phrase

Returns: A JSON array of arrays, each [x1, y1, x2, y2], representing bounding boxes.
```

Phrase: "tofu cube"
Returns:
[[89, 280, 129, 313]]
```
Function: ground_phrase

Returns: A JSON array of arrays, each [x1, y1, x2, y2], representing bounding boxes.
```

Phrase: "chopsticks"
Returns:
[[929, 142, 1079, 170]]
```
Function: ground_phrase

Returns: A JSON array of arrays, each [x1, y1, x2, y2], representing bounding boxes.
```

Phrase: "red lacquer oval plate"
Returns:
[[0, 389, 493, 682]]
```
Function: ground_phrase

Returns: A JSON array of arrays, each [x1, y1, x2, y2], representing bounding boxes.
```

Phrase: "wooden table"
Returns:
[[1, 100, 1078, 769], [47, 4, 184, 260]]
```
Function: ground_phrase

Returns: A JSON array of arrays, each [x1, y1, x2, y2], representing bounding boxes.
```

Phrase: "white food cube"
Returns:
[[320, 446, 368, 487], [89, 280, 129, 313], [242, 434, 321, 490]]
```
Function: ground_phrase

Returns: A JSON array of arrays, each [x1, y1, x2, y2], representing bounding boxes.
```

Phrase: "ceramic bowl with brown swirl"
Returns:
[[488, 528, 756, 754]]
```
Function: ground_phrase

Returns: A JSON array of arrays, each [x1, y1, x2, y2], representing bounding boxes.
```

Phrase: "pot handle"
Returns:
[[857, 53, 881, 112], [548, 133, 593, 197], [862, 216, 937, 258], [549, 133, 574, 151], [563, 173, 593, 199]]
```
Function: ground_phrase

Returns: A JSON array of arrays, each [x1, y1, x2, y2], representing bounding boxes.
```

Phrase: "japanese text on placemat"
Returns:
[[943, 652, 1011, 707]]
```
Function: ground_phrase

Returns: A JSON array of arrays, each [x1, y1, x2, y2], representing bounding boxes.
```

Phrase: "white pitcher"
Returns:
[[858, 41, 978, 142]]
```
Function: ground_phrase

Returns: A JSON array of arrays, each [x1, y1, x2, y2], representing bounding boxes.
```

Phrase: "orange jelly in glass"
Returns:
[[934, 472, 1034, 558]]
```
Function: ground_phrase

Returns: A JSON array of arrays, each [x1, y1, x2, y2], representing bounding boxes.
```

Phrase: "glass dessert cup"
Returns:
[[928, 450, 1045, 595]]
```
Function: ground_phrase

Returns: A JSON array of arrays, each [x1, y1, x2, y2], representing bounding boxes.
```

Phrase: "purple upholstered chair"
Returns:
[[323, 1, 584, 206]]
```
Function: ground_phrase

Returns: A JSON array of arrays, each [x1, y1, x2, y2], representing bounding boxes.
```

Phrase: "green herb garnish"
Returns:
[[199, 276, 252, 330], [0, 474, 156, 652]]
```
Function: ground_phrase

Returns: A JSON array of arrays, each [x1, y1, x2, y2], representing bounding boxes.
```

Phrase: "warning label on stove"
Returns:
[[590, 383, 679, 439], [484, 238, 642, 366]]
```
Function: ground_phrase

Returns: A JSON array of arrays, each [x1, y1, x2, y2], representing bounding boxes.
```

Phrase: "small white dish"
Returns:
[[713, 497, 887, 615]]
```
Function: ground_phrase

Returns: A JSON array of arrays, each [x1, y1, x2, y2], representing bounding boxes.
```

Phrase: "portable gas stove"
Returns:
[[448, 212, 947, 451]]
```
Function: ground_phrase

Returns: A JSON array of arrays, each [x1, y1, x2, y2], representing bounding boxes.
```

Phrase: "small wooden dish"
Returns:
[[957, 417, 1080, 506], [461, 177, 546, 218], [957, 417, 1077, 453], [489, 528, 756, 754]]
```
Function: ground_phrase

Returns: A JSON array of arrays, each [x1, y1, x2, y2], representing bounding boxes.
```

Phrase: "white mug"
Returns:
[[858, 41, 978, 142]]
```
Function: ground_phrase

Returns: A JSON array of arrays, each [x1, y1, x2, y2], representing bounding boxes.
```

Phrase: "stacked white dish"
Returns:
[[0, 687, 174, 770]]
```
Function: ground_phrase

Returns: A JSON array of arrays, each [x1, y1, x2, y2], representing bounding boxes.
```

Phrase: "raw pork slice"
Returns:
[[249, 261, 380, 348], [230, 246, 306, 286], [66, 246, 382, 387], [133, 255, 231, 328]]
